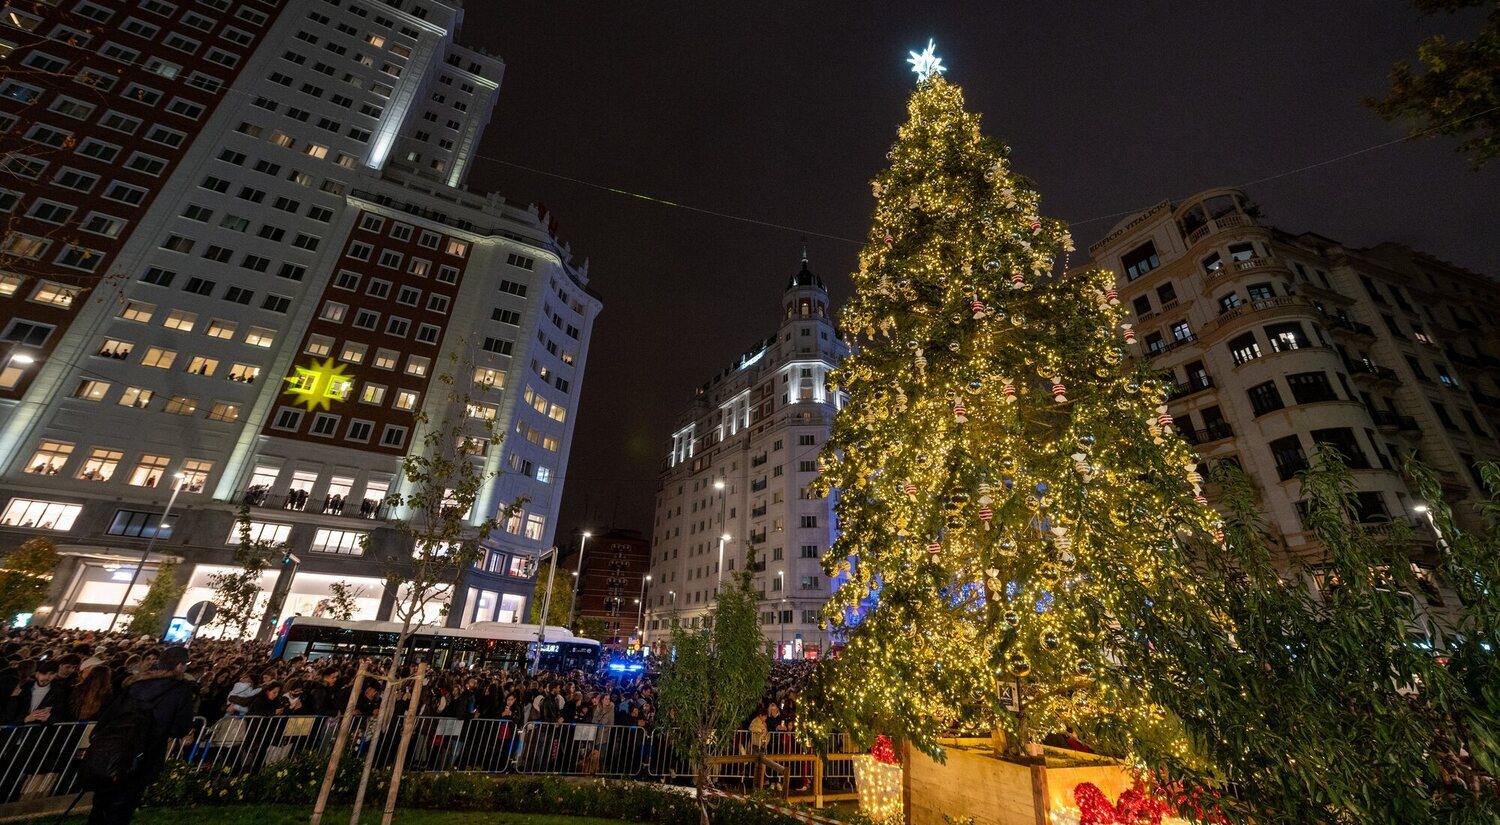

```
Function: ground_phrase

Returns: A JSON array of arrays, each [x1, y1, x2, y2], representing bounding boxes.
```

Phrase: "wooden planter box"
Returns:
[[902, 738, 1132, 825]]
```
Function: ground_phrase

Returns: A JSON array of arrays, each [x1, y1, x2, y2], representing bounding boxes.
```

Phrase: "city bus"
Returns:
[[270, 616, 601, 672]]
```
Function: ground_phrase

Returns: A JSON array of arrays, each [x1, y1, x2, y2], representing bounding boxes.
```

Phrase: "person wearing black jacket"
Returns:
[[3, 658, 73, 725], [87, 646, 196, 825]]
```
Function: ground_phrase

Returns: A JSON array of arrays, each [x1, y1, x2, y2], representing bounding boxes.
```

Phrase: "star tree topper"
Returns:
[[907, 39, 946, 82], [282, 356, 353, 411]]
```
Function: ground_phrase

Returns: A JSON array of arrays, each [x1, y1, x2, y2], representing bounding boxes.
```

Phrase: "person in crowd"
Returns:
[[87, 645, 196, 825]]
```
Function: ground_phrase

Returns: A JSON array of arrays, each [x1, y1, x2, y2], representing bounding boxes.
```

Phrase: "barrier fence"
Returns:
[[0, 717, 864, 808]]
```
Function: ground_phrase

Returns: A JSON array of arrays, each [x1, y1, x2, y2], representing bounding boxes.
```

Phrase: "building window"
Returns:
[[1280, 369, 1338, 403], [179, 459, 212, 492], [1, 498, 83, 531], [106, 510, 176, 539], [127, 455, 170, 487], [1246, 380, 1285, 417], [1266, 322, 1308, 352], [1228, 332, 1261, 365], [230, 521, 290, 545], [1121, 241, 1160, 281], [310, 528, 367, 555], [1270, 435, 1307, 481]]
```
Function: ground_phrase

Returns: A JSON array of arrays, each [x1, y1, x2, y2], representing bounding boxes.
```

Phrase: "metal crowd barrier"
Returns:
[[0, 717, 861, 808]]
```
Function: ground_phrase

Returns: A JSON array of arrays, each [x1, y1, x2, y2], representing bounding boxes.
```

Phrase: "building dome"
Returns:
[[787, 255, 825, 291]]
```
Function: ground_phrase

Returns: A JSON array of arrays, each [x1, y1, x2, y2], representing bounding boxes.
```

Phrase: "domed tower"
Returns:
[[784, 247, 830, 323]]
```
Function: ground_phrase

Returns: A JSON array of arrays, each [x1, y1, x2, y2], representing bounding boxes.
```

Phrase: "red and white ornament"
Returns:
[[1051, 377, 1068, 403], [1194, 494, 1209, 506], [903, 482, 918, 498], [1010, 271, 1025, 290], [1103, 287, 1120, 305], [1122, 323, 1136, 344], [1029, 219, 1042, 233], [927, 540, 942, 555], [1001, 378, 1017, 403], [953, 401, 968, 424], [1156, 405, 1173, 428], [977, 505, 993, 527], [970, 298, 986, 319]]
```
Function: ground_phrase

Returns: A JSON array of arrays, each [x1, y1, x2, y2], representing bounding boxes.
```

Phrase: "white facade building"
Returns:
[[0, 0, 600, 634], [646, 256, 847, 659]]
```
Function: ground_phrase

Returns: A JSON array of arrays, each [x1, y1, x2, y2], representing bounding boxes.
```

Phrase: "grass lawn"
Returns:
[[47, 805, 631, 825]]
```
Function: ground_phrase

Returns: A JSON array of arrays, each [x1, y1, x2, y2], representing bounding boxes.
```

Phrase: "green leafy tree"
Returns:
[[802, 68, 1218, 765], [0, 537, 60, 626], [1369, 0, 1500, 168], [207, 506, 276, 638], [529, 563, 573, 626], [656, 567, 770, 825], [338, 351, 518, 825], [577, 616, 607, 640], [1123, 453, 1500, 823], [126, 558, 185, 637]]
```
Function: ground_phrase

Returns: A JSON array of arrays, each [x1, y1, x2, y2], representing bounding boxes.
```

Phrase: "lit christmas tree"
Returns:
[[806, 48, 1220, 762]]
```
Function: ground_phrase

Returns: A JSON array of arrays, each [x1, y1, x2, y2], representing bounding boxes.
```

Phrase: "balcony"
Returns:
[[750, 504, 767, 518], [1185, 213, 1249, 247], [1347, 360, 1400, 383], [1204, 295, 1314, 335], [1166, 375, 1215, 400], [1182, 421, 1234, 446], [750, 478, 768, 492], [748, 530, 768, 544], [1369, 410, 1421, 433], [1323, 314, 1375, 338], [241, 488, 388, 520]]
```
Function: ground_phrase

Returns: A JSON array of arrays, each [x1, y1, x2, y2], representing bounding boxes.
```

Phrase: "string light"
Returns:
[[803, 73, 1228, 787]]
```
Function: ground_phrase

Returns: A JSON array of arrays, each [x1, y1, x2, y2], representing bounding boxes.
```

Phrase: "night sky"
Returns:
[[455, 2, 1500, 539]]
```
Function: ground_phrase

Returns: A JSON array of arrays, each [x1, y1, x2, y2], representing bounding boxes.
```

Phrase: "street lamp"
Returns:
[[568, 531, 590, 630], [714, 479, 727, 588], [530, 545, 559, 673], [776, 571, 785, 660], [109, 473, 186, 632], [780, 596, 789, 661], [636, 574, 650, 642]]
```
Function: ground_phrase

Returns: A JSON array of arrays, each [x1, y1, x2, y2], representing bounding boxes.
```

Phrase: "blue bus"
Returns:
[[271, 616, 601, 672]]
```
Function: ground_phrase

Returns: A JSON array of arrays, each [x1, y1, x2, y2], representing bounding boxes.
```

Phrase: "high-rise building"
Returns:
[[646, 255, 848, 659], [556, 528, 651, 651], [1087, 187, 1500, 625], [0, 0, 601, 633]]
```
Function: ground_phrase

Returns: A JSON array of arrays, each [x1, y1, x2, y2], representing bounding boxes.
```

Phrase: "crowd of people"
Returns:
[[0, 626, 829, 822]]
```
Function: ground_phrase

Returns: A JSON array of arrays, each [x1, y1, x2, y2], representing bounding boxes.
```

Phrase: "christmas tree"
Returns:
[[806, 49, 1220, 761]]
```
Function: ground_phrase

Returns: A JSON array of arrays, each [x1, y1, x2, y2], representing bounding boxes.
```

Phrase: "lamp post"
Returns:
[[776, 571, 785, 660], [636, 574, 650, 643], [713, 479, 727, 590], [530, 545, 558, 674], [109, 473, 186, 632], [567, 531, 590, 630], [780, 596, 788, 661]]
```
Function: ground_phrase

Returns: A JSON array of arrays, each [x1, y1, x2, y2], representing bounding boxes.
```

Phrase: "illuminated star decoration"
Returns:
[[282, 356, 354, 412], [907, 39, 946, 82]]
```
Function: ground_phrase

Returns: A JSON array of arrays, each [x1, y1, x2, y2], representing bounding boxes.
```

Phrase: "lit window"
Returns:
[[340, 341, 367, 364], [73, 446, 119, 481], [178, 458, 212, 492], [230, 521, 290, 545], [162, 309, 196, 331], [393, 390, 419, 411], [405, 356, 429, 377], [373, 349, 398, 370], [0, 498, 82, 531], [118, 387, 153, 408], [310, 528, 367, 555], [186, 356, 218, 376], [523, 513, 545, 541], [227, 363, 259, 383], [445, 239, 468, 257], [31, 281, 79, 307], [128, 455, 170, 487], [245, 326, 275, 347], [24, 444, 72, 474], [304, 143, 328, 159], [305, 334, 334, 357], [141, 347, 176, 369], [73, 379, 110, 401], [205, 319, 236, 339], [473, 367, 505, 389], [360, 384, 386, 404], [163, 396, 198, 415]]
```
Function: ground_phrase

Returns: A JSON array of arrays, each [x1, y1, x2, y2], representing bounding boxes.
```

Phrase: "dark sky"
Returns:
[[456, 2, 1500, 539]]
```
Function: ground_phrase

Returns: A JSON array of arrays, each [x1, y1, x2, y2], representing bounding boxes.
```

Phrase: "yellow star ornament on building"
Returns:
[[282, 357, 354, 412]]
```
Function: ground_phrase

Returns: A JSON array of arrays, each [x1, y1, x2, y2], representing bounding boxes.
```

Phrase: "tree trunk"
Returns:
[[349, 659, 400, 825], [310, 661, 365, 825], [695, 744, 711, 825], [380, 663, 427, 825]]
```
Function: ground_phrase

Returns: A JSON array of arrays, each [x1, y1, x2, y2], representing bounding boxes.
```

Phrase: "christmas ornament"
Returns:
[[1009, 654, 1032, 677], [970, 298, 985, 319], [953, 400, 968, 423], [1051, 377, 1068, 403], [1001, 378, 1017, 403], [1011, 270, 1025, 289], [1122, 323, 1136, 344], [927, 540, 942, 555], [1103, 287, 1119, 305]]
